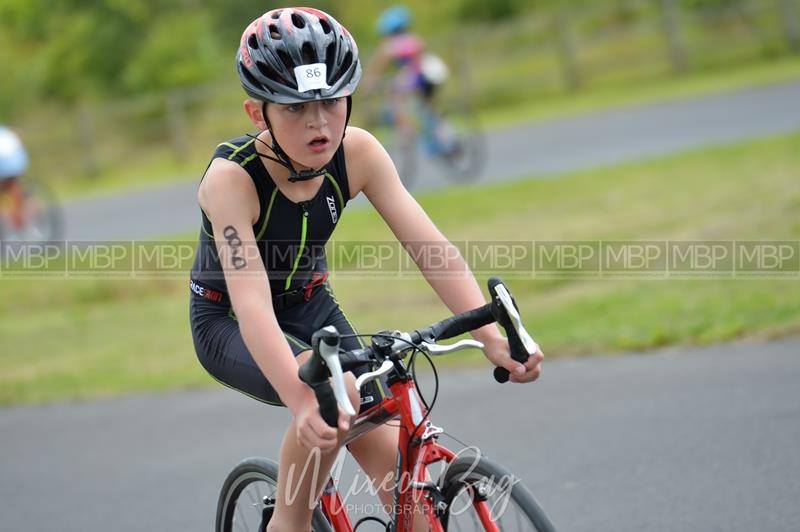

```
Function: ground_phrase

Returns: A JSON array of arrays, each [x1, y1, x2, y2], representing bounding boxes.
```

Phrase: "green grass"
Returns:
[[47, 55, 800, 200], [1, 132, 799, 405], [477, 55, 800, 129]]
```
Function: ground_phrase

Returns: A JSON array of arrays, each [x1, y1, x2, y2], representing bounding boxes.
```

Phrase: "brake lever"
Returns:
[[317, 326, 357, 417], [494, 284, 538, 356], [421, 339, 485, 355], [354, 359, 394, 392]]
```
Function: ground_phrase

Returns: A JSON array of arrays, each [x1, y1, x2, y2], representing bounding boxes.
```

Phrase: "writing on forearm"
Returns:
[[223, 225, 247, 270]]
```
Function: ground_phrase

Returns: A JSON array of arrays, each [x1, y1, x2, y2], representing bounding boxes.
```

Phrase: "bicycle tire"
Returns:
[[434, 107, 485, 184], [216, 457, 332, 532], [388, 134, 419, 190], [27, 180, 64, 242], [438, 455, 556, 532]]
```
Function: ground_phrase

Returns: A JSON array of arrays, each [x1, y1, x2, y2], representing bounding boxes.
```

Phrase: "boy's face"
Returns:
[[264, 98, 347, 171]]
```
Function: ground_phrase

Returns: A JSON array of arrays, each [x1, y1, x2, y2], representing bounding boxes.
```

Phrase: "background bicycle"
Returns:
[[215, 278, 556, 532], [0, 178, 63, 243], [365, 55, 486, 190]]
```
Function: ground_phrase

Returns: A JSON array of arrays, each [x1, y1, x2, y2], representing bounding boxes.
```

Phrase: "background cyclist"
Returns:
[[0, 125, 30, 230], [364, 5, 452, 156]]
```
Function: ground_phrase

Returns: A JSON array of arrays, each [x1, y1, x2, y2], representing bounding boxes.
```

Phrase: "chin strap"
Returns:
[[250, 97, 352, 183]]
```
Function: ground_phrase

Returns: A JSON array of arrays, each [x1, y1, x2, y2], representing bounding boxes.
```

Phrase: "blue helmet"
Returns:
[[377, 6, 411, 36], [0, 126, 29, 179]]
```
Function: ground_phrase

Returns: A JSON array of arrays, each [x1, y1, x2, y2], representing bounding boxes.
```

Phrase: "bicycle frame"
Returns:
[[381, 96, 447, 155], [318, 374, 499, 532]]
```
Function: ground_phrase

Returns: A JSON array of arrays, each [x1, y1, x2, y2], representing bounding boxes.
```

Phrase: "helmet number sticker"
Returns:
[[294, 63, 331, 93]]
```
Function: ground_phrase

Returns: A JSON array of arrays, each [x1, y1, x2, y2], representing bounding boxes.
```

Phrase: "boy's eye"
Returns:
[[287, 104, 303, 112], [323, 98, 341, 106]]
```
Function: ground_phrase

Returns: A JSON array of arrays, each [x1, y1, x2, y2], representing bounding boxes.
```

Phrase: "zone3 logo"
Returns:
[[326, 196, 338, 224]]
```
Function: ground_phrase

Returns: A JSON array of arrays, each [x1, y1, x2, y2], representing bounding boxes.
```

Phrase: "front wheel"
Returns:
[[438, 455, 556, 531], [215, 457, 332, 532]]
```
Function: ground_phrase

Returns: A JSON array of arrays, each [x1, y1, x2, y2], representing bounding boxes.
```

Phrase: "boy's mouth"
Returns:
[[308, 135, 330, 152]]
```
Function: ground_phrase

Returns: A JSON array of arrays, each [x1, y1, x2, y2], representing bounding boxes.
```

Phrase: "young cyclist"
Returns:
[[363, 5, 426, 149], [364, 5, 457, 160], [0, 125, 30, 230], [189, 7, 543, 531]]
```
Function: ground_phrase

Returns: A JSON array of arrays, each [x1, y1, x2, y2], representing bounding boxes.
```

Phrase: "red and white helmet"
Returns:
[[236, 7, 362, 104]]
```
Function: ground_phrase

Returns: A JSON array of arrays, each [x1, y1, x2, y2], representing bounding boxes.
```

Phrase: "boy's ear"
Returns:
[[243, 99, 267, 129]]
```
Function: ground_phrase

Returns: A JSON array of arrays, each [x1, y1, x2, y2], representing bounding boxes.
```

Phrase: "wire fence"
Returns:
[[17, 0, 800, 183]]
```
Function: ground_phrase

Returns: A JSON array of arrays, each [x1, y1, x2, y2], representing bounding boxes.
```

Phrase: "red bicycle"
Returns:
[[215, 278, 556, 531]]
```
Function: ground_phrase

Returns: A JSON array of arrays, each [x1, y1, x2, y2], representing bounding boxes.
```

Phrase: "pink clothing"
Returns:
[[386, 33, 425, 92]]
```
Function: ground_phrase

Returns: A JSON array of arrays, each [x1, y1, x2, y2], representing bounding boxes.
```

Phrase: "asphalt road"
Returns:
[[1, 338, 799, 531], [61, 80, 800, 240]]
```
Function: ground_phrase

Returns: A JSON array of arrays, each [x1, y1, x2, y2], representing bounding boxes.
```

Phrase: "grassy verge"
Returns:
[[1, 132, 799, 405], [478, 55, 800, 129]]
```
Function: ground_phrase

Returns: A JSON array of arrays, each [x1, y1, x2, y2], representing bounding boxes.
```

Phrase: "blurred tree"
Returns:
[[207, 1, 335, 45], [682, 0, 748, 8], [0, 0, 231, 102], [0, 33, 38, 120], [123, 11, 226, 93], [456, 0, 530, 22]]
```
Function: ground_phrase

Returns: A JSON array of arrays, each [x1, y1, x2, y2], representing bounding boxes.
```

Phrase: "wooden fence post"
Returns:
[[75, 104, 99, 177], [554, 10, 582, 90], [782, 0, 800, 51], [660, 0, 688, 73], [165, 90, 189, 162]]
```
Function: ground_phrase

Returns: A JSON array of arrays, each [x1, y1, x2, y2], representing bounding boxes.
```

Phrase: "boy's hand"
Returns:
[[481, 335, 543, 384], [294, 389, 349, 451]]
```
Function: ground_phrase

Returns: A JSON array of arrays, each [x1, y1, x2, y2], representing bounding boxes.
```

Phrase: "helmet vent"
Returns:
[[301, 42, 317, 65], [241, 65, 270, 93], [247, 34, 259, 49], [268, 24, 281, 40], [291, 13, 306, 29], [319, 19, 332, 34], [271, 10, 282, 19], [324, 43, 336, 83], [276, 49, 298, 87], [337, 50, 353, 83], [256, 60, 281, 84]]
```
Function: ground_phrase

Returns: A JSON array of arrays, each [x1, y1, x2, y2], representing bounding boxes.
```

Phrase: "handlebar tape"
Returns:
[[428, 303, 494, 341], [312, 381, 340, 428], [298, 328, 341, 428]]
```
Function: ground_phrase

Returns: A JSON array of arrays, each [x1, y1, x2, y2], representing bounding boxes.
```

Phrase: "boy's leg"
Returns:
[[268, 353, 361, 532], [348, 424, 430, 532], [267, 418, 343, 531]]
